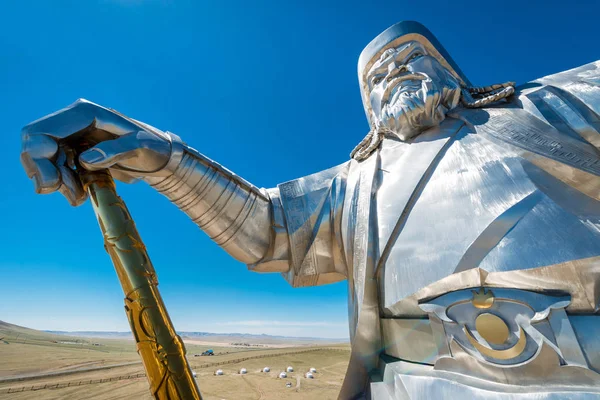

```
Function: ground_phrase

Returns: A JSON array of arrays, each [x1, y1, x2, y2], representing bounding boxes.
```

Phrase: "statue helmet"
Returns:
[[358, 21, 472, 125]]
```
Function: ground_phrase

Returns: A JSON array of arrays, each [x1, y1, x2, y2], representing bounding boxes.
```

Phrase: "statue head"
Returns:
[[364, 40, 463, 141], [351, 21, 514, 160], [359, 21, 470, 140]]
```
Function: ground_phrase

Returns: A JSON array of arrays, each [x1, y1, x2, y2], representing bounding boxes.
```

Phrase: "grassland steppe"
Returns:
[[0, 320, 350, 399]]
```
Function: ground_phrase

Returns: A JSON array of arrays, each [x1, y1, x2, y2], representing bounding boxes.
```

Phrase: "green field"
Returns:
[[0, 321, 350, 399]]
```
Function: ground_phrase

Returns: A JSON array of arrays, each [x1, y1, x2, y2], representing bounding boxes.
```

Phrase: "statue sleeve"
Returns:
[[251, 162, 351, 288], [145, 136, 350, 287], [522, 60, 600, 150], [144, 142, 273, 265]]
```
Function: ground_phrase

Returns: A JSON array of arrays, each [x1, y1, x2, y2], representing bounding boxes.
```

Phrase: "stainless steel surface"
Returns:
[[380, 318, 439, 364], [145, 141, 272, 265], [372, 355, 600, 399], [20, 99, 273, 265], [21, 20, 600, 400], [364, 40, 462, 141], [20, 99, 175, 206], [419, 288, 587, 367]]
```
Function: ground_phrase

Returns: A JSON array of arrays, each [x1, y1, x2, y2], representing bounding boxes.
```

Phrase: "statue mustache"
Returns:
[[382, 81, 433, 120], [380, 76, 449, 137], [382, 72, 428, 108]]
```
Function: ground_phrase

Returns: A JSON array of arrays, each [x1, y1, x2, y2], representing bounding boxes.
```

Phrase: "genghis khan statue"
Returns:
[[20, 21, 600, 399]]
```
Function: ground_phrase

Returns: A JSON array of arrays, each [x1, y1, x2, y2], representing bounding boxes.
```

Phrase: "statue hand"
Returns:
[[21, 99, 173, 206]]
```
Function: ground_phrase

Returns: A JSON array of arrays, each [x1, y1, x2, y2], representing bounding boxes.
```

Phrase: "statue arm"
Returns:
[[258, 162, 350, 287], [19, 99, 348, 283], [143, 135, 274, 266], [518, 60, 600, 150], [144, 134, 350, 286]]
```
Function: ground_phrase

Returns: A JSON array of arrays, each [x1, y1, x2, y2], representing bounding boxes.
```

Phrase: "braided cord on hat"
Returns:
[[461, 82, 515, 108], [350, 127, 388, 162]]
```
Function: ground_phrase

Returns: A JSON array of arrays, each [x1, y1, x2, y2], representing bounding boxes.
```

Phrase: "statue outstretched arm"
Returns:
[[145, 146, 350, 284], [20, 99, 275, 265], [147, 140, 351, 284], [142, 136, 275, 265], [21, 99, 348, 284]]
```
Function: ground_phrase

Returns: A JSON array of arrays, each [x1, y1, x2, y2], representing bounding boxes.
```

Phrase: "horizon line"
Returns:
[[42, 329, 349, 341]]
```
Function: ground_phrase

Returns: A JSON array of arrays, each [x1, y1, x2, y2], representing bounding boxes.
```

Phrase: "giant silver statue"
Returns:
[[20, 21, 600, 399]]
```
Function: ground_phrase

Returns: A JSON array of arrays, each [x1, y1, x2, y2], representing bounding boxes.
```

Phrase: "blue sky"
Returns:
[[1, 0, 598, 339]]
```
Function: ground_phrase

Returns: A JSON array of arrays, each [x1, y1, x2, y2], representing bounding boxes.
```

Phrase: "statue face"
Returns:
[[366, 41, 462, 140]]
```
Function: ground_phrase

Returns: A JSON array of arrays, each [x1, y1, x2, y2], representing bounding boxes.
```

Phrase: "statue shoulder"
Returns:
[[277, 160, 350, 198], [529, 60, 600, 87], [517, 60, 600, 110], [514, 60, 600, 150]]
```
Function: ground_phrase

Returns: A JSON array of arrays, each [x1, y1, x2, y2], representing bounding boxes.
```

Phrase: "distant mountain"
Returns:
[[1, 320, 348, 345], [43, 329, 348, 344], [0, 320, 83, 343], [181, 331, 348, 344], [43, 330, 132, 338]]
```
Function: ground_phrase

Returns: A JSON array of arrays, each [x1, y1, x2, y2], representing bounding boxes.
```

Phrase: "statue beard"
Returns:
[[378, 71, 462, 141]]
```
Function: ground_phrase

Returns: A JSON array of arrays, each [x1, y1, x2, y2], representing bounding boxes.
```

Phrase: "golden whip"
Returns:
[[81, 170, 202, 400]]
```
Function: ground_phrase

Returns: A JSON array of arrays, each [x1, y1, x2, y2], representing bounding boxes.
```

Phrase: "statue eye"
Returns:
[[408, 52, 423, 62], [371, 76, 384, 86]]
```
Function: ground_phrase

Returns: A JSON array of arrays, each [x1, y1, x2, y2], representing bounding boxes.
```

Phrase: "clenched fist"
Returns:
[[20, 99, 178, 206]]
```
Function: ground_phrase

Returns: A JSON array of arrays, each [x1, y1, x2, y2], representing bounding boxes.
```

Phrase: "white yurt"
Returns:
[[192, 370, 197, 378], [263, 367, 271, 373], [286, 366, 294, 372], [305, 372, 314, 379], [279, 372, 287, 378], [214, 369, 224, 376], [286, 382, 292, 388], [309, 367, 317, 373], [239, 368, 247, 374]]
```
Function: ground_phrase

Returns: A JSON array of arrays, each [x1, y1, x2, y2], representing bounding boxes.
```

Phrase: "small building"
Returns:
[[263, 367, 271, 373], [305, 372, 314, 379], [279, 372, 287, 378], [309, 367, 317, 373], [239, 368, 247, 374], [286, 366, 294, 372], [192, 371, 197, 378], [214, 369, 224, 376]]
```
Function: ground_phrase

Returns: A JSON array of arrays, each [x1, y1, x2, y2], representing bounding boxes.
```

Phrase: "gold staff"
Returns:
[[80, 169, 202, 400]]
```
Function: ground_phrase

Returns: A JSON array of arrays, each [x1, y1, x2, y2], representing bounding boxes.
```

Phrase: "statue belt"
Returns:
[[381, 302, 600, 373]]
